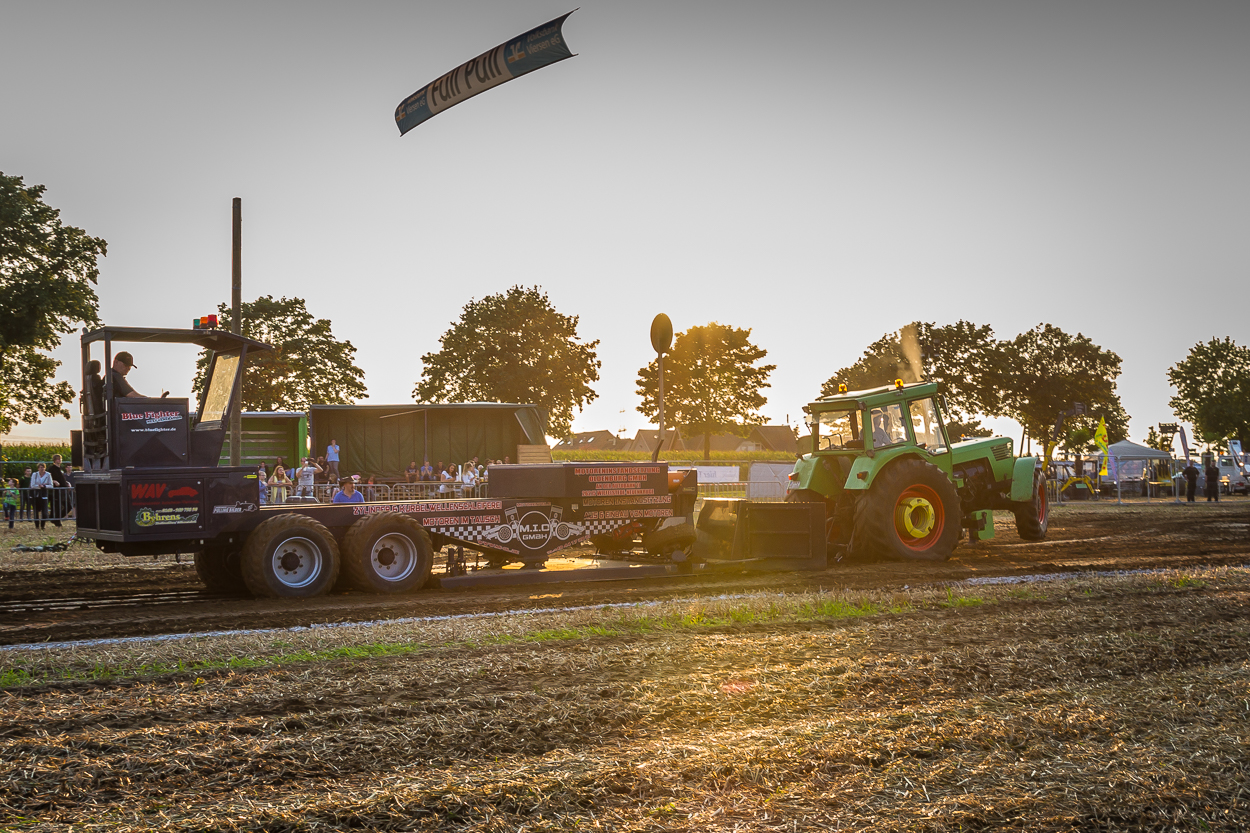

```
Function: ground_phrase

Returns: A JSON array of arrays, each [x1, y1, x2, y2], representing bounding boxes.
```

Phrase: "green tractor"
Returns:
[[787, 381, 1048, 561]]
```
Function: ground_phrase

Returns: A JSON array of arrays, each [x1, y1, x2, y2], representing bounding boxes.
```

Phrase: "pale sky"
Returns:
[[5, 1, 1248, 448]]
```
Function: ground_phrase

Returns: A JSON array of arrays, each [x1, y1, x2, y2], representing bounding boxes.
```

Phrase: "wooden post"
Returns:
[[230, 197, 242, 467]]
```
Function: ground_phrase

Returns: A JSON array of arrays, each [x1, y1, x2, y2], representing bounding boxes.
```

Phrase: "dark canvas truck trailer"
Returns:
[[308, 403, 546, 479]]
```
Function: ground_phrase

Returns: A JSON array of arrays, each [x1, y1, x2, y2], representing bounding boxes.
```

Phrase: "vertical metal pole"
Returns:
[[230, 197, 242, 467], [657, 354, 665, 451]]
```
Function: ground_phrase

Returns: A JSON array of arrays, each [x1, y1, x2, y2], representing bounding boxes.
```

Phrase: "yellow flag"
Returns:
[[1094, 416, 1110, 476]]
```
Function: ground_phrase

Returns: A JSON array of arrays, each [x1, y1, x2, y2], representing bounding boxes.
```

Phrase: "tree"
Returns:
[[636, 323, 775, 460], [820, 321, 1005, 438], [1167, 338, 1250, 447], [192, 296, 366, 411], [999, 324, 1128, 463], [415, 286, 600, 438], [0, 173, 106, 433]]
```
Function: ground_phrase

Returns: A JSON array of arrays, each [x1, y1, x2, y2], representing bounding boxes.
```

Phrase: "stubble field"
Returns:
[[1, 500, 1248, 831]]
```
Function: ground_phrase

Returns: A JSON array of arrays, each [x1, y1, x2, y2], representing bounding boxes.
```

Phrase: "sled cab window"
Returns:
[[869, 403, 908, 448], [200, 349, 241, 425], [908, 398, 947, 451], [816, 409, 861, 450]]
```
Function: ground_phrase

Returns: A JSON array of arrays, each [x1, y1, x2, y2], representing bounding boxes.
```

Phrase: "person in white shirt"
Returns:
[[460, 462, 478, 496], [29, 463, 54, 530], [440, 463, 458, 495], [293, 457, 322, 499]]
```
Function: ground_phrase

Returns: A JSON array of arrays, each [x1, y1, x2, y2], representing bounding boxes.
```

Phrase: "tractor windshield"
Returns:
[[869, 403, 908, 447], [908, 398, 947, 450], [816, 409, 862, 450]]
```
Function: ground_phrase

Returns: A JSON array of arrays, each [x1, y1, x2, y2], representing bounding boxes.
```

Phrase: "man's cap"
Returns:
[[115, 351, 136, 368]]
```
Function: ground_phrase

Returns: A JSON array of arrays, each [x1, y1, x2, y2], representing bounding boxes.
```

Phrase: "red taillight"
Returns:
[[788, 472, 798, 481]]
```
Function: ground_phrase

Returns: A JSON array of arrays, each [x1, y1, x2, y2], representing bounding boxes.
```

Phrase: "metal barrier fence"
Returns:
[[3, 486, 75, 527]]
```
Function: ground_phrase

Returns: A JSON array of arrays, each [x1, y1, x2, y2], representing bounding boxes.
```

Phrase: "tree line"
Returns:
[[3, 172, 1248, 457]]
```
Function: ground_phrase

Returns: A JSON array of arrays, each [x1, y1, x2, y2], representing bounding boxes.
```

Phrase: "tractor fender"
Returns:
[[1010, 456, 1041, 502], [845, 450, 940, 491]]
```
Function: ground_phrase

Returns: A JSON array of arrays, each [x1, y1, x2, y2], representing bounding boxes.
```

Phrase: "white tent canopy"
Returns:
[[1088, 440, 1172, 460]]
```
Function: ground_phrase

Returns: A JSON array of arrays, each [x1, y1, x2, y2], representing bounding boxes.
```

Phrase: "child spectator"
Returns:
[[3, 479, 18, 530]]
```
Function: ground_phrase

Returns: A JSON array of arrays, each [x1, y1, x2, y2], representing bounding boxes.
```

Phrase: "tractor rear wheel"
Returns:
[[1013, 471, 1049, 541], [855, 458, 960, 561], [194, 546, 247, 594], [241, 514, 340, 598], [341, 512, 433, 593]]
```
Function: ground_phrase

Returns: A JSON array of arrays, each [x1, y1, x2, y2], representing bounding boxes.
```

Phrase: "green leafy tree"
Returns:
[[415, 286, 600, 438], [999, 324, 1128, 463], [1166, 337, 1250, 447], [0, 173, 106, 433], [637, 323, 775, 460], [820, 320, 1005, 438], [192, 296, 366, 411]]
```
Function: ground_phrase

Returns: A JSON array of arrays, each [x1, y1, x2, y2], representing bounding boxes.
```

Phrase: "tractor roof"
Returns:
[[810, 380, 940, 410]]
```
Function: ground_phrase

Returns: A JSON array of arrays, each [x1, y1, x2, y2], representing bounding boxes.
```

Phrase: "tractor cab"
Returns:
[[79, 325, 271, 471]]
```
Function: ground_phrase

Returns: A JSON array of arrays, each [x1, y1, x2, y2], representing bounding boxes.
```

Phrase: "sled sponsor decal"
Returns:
[[213, 501, 258, 515], [134, 506, 200, 528]]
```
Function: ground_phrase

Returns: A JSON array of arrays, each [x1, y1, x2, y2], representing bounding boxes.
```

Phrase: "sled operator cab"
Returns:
[[79, 325, 270, 471]]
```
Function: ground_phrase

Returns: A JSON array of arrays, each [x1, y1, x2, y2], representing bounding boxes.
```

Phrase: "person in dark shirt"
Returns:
[[1205, 462, 1221, 502], [111, 351, 165, 398], [1182, 462, 1200, 502], [46, 454, 69, 527]]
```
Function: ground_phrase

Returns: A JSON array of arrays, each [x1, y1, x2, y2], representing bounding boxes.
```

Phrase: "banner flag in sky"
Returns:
[[1094, 416, 1109, 476], [395, 12, 576, 136]]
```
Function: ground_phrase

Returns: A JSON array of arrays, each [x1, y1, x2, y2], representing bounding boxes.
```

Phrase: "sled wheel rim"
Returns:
[[893, 484, 945, 550], [371, 532, 420, 583], [270, 536, 324, 589]]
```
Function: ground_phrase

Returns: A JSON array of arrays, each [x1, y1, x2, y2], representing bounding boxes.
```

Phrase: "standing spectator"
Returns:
[[29, 463, 54, 529], [267, 465, 292, 505], [47, 454, 69, 528], [258, 464, 269, 506], [293, 457, 322, 499], [332, 477, 363, 504], [1182, 461, 1200, 503], [63, 464, 76, 518], [19, 467, 33, 521], [405, 461, 419, 484], [3, 479, 18, 530], [315, 456, 329, 483], [1140, 464, 1151, 498], [1205, 460, 1221, 502], [326, 439, 340, 480]]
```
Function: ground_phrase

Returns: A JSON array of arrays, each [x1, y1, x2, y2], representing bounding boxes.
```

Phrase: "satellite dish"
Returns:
[[650, 313, 673, 355]]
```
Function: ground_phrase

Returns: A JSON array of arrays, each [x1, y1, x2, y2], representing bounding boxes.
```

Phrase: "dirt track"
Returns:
[[1, 500, 1247, 647]]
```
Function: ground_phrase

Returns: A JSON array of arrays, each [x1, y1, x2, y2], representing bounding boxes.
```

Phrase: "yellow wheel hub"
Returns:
[[896, 496, 936, 539]]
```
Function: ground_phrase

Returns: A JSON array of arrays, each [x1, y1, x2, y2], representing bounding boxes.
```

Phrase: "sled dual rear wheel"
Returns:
[[341, 512, 433, 593], [241, 514, 340, 598]]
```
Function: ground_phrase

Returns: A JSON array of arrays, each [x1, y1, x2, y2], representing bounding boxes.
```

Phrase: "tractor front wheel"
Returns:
[[1012, 471, 1049, 541], [854, 458, 960, 561]]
